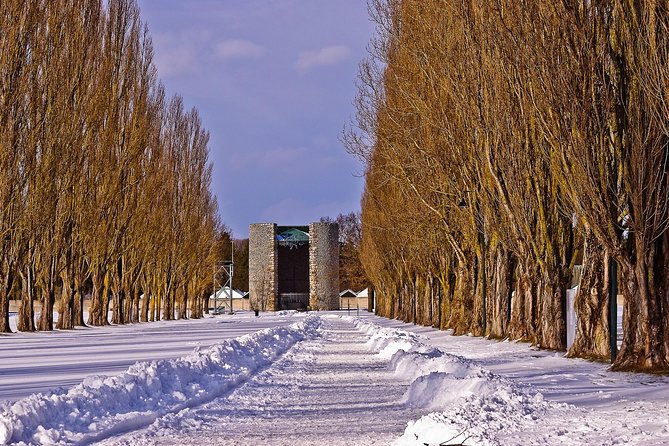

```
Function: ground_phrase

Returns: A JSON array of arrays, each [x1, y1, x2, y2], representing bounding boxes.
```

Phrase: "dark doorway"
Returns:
[[277, 227, 309, 310]]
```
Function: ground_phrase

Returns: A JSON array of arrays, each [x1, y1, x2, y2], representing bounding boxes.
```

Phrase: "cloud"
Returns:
[[151, 30, 213, 78], [150, 34, 264, 78], [295, 45, 351, 72], [215, 39, 265, 60], [153, 47, 198, 78]]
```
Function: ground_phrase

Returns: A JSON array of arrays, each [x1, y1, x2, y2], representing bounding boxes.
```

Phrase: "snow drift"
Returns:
[[0, 315, 320, 445], [347, 317, 565, 446]]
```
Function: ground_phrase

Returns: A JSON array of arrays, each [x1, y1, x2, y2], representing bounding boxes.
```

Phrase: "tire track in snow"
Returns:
[[101, 316, 426, 446]]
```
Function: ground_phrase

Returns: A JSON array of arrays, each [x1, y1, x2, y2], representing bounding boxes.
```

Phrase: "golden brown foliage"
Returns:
[[0, 0, 222, 331], [350, 0, 669, 372]]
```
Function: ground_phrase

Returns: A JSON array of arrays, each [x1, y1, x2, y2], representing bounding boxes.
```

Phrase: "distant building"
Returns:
[[210, 287, 250, 311], [339, 288, 369, 311], [249, 222, 339, 311]]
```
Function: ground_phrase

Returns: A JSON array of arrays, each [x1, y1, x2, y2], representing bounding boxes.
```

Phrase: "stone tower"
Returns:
[[308, 222, 339, 310], [248, 223, 278, 311], [248, 221, 339, 311]]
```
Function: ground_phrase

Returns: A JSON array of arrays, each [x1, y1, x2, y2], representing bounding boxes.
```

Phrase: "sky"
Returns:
[[136, 0, 375, 238]]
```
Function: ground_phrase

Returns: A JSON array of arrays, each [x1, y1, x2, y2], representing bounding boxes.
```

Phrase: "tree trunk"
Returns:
[[415, 277, 424, 325], [17, 265, 35, 332], [57, 265, 75, 330], [203, 284, 209, 315], [140, 288, 150, 323], [537, 267, 568, 350], [487, 247, 514, 339], [130, 284, 139, 323], [0, 260, 14, 333], [508, 262, 538, 343], [189, 282, 199, 319], [150, 291, 157, 322], [0, 256, 14, 333], [111, 288, 121, 324], [613, 232, 669, 372], [153, 276, 162, 321], [37, 269, 55, 331], [37, 258, 56, 331], [121, 287, 131, 324], [101, 272, 111, 324], [111, 259, 125, 325], [396, 279, 409, 322], [124, 277, 134, 323], [176, 286, 183, 320], [111, 285, 124, 325], [199, 289, 206, 318], [73, 266, 86, 327], [88, 269, 109, 326], [111, 287, 125, 325], [163, 283, 172, 321], [448, 254, 474, 335], [568, 233, 610, 360], [37, 285, 55, 331], [438, 268, 455, 330], [471, 250, 486, 337], [111, 277, 124, 325], [429, 277, 437, 327], [182, 285, 189, 319]]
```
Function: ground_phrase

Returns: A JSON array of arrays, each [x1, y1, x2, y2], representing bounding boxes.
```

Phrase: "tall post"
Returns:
[[229, 238, 234, 314], [609, 257, 618, 363], [228, 262, 234, 314]]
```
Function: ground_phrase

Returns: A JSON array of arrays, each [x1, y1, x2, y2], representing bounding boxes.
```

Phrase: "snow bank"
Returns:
[[352, 317, 422, 359], [397, 385, 555, 446], [0, 315, 321, 445], [347, 317, 565, 446]]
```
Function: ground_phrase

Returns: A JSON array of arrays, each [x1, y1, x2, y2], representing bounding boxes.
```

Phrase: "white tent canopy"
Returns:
[[210, 287, 248, 300]]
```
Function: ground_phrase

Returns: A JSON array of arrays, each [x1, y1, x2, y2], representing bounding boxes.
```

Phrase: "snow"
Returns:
[[99, 316, 426, 445], [0, 315, 319, 445], [0, 312, 299, 403], [360, 315, 669, 446], [0, 311, 667, 445]]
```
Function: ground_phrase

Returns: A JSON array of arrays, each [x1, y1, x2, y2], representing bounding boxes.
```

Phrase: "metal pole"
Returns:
[[229, 238, 234, 314], [213, 265, 216, 315], [609, 257, 618, 363]]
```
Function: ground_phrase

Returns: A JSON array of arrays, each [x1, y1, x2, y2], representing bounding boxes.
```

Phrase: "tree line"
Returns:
[[347, 0, 669, 372], [0, 0, 223, 332]]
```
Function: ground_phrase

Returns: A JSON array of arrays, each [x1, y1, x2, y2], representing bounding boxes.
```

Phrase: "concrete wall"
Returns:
[[249, 223, 278, 311], [309, 222, 339, 310]]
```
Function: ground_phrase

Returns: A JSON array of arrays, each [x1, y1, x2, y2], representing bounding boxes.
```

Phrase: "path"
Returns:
[[100, 316, 424, 445]]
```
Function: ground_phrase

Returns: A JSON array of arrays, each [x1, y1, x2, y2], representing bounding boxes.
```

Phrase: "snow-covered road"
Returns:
[[1, 311, 668, 445], [101, 317, 425, 445]]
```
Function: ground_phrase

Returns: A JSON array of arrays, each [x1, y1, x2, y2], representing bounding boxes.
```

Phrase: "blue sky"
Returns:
[[136, 1, 374, 237]]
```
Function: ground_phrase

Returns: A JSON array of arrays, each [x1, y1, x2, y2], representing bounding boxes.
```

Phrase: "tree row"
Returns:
[[348, 0, 669, 372], [0, 0, 222, 332]]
